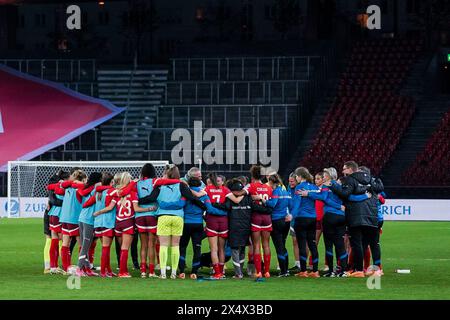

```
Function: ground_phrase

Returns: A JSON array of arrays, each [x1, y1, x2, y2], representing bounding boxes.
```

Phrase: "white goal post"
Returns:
[[7, 160, 169, 218]]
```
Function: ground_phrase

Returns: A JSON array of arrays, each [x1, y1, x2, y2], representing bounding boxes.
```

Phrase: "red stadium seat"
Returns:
[[402, 108, 450, 186], [299, 38, 422, 176]]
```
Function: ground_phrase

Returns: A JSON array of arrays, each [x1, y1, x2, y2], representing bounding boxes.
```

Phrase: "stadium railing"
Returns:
[[155, 104, 297, 129], [170, 56, 322, 81], [164, 80, 309, 105], [0, 59, 96, 82], [143, 127, 291, 176], [35, 150, 104, 162], [63, 82, 97, 97]]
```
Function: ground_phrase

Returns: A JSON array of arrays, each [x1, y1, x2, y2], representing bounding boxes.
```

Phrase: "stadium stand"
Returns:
[[144, 55, 328, 174], [97, 67, 168, 160], [401, 108, 450, 186], [0, 53, 329, 178], [299, 38, 422, 176]]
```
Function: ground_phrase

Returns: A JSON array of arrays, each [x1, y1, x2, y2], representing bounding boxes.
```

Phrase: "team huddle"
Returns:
[[42, 161, 385, 279]]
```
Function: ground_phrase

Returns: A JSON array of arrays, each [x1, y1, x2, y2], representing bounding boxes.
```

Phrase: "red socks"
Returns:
[[88, 240, 96, 264], [213, 263, 220, 276], [106, 246, 112, 273], [364, 247, 371, 270], [61, 246, 70, 271], [50, 239, 59, 268], [254, 254, 262, 274], [119, 249, 129, 274], [219, 263, 225, 274], [263, 254, 271, 273], [140, 262, 147, 273], [101, 246, 110, 274], [309, 255, 313, 267], [149, 263, 155, 274]]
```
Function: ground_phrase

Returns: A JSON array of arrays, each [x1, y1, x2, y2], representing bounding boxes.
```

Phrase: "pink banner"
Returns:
[[0, 65, 124, 171]]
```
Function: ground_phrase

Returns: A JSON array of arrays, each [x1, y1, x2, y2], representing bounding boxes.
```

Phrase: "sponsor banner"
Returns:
[[1, 198, 450, 220], [381, 199, 450, 221], [0, 197, 48, 218]]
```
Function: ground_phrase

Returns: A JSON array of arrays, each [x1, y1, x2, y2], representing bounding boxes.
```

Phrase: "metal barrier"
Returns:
[[164, 80, 309, 105], [144, 126, 292, 175], [156, 104, 297, 129], [36, 150, 104, 161], [171, 56, 323, 81], [0, 59, 96, 82]]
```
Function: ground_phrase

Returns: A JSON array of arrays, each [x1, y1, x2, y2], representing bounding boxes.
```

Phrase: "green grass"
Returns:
[[1, 218, 450, 299]]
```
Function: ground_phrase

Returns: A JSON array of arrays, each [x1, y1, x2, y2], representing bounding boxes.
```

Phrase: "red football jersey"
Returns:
[[205, 185, 231, 204], [247, 182, 273, 204], [115, 191, 138, 221], [105, 188, 119, 207], [315, 200, 325, 221]]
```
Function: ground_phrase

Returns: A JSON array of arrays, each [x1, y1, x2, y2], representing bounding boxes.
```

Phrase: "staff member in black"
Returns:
[[214, 179, 272, 279], [328, 161, 380, 278], [358, 166, 385, 275]]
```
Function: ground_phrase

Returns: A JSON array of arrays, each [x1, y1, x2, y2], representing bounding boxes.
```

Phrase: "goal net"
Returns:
[[7, 160, 169, 218]]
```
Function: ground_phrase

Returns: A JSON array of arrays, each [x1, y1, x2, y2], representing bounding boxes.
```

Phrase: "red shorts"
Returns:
[[205, 215, 228, 238], [95, 227, 115, 238], [316, 219, 323, 231], [115, 218, 135, 237], [61, 223, 79, 237], [251, 214, 272, 232], [135, 216, 158, 234], [49, 216, 62, 233]]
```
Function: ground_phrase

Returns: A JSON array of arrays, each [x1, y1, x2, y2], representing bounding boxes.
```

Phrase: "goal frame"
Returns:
[[7, 160, 169, 218]]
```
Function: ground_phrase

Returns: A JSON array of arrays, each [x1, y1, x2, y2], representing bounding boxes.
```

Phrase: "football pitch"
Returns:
[[0, 219, 449, 300]]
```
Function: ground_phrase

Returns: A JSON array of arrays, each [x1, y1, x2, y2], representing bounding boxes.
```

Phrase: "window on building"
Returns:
[[34, 14, 46, 27], [158, 39, 177, 55], [406, 0, 420, 14], [98, 11, 109, 25]]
